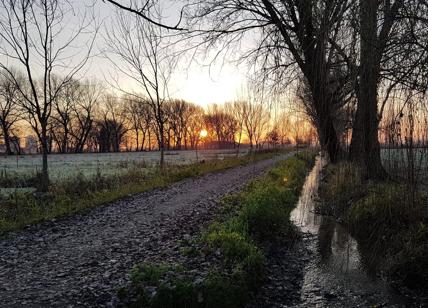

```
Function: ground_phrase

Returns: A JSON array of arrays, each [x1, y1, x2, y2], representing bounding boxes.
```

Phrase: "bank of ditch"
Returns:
[[317, 162, 428, 297], [118, 150, 316, 308], [0, 150, 285, 235]]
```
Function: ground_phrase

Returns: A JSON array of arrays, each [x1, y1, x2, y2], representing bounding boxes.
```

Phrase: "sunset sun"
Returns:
[[200, 129, 208, 138]]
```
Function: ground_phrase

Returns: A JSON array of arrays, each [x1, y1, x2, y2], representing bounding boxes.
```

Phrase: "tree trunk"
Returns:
[[135, 129, 139, 151], [316, 108, 342, 163], [349, 0, 386, 179], [61, 128, 68, 154], [299, 5, 342, 164], [140, 131, 146, 151], [40, 122, 50, 191], [148, 130, 152, 151], [2, 125, 12, 155], [159, 123, 165, 168]]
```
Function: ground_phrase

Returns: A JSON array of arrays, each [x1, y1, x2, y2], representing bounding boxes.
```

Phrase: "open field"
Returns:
[[381, 147, 428, 185], [0, 149, 251, 184], [1, 147, 426, 186]]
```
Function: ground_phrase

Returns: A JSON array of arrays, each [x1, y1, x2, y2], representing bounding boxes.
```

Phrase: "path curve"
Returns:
[[0, 154, 292, 307]]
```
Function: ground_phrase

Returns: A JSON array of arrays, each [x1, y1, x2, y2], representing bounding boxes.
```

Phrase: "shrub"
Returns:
[[203, 227, 264, 278], [240, 185, 296, 240]]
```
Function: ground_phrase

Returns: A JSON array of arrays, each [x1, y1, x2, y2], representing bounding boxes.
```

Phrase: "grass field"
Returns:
[[1, 147, 425, 185], [381, 147, 428, 185], [0, 149, 249, 185]]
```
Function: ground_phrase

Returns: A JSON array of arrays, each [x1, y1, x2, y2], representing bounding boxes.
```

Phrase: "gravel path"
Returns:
[[0, 154, 291, 307]]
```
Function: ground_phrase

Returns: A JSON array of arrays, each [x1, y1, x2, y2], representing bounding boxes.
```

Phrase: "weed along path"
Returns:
[[0, 154, 292, 307]]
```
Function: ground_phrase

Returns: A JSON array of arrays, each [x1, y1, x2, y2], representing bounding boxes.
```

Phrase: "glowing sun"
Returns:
[[200, 129, 208, 138]]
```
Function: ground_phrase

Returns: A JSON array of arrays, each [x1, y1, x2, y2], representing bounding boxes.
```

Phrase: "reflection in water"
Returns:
[[290, 155, 408, 307]]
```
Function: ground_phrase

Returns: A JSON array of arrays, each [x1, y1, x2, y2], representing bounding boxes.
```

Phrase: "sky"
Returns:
[[84, 0, 248, 107]]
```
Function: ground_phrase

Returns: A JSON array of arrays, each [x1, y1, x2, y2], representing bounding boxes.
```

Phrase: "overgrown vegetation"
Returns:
[[318, 163, 428, 289], [0, 149, 285, 234], [121, 151, 316, 308]]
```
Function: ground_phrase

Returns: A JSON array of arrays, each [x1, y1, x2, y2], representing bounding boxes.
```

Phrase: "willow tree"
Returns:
[[349, 0, 428, 178]]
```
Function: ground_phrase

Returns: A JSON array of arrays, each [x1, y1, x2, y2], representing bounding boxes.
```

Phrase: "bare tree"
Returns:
[[51, 80, 81, 153], [93, 94, 128, 152], [70, 80, 102, 153], [186, 104, 205, 149], [228, 101, 245, 155], [234, 84, 271, 151], [0, 70, 22, 154], [106, 8, 176, 167], [0, 0, 96, 190], [165, 99, 197, 150], [266, 127, 280, 149], [123, 96, 143, 151], [204, 104, 238, 148], [138, 100, 155, 151]]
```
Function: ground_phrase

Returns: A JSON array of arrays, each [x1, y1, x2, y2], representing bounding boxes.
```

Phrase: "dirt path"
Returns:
[[0, 154, 292, 307]]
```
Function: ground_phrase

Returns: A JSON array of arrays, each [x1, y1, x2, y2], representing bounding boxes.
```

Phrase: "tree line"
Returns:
[[0, 73, 312, 155]]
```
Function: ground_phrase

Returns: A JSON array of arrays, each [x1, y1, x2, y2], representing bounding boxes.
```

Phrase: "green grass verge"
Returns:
[[0, 150, 286, 235], [318, 162, 428, 289], [121, 151, 316, 308]]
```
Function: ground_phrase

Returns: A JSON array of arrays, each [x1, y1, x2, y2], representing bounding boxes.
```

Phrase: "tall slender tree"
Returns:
[[106, 7, 176, 167]]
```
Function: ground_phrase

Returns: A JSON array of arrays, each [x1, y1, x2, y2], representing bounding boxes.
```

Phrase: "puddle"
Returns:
[[290, 155, 412, 307]]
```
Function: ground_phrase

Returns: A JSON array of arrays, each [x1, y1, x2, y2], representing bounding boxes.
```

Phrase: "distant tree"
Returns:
[[0, 71, 22, 155], [51, 80, 81, 153], [204, 104, 226, 144], [266, 128, 280, 149], [124, 97, 143, 151], [165, 99, 194, 150], [138, 101, 155, 151], [92, 95, 128, 153], [71, 81, 102, 153], [204, 104, 238, 147], [186, 104, 205, 149], [227, 101, 245, 155]]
